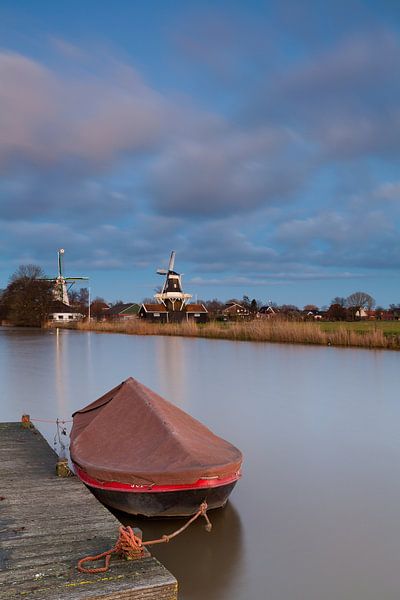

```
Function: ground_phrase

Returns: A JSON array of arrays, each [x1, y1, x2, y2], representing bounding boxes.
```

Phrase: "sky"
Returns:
[[1, 0, 400, 308]]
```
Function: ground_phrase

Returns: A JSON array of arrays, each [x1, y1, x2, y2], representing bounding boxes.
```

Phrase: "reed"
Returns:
[[69, 319, 400, 350]]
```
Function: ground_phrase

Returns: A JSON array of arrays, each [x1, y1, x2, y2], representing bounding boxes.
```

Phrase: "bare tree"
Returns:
[[304, 304, 318, 311], [203, 298, 225, 315], [10, 264, 44, 282], [346, 292, 375, 310], [346, 291, 375, 319], [331, 296, 347, 307], [90, 297, 108, 320]]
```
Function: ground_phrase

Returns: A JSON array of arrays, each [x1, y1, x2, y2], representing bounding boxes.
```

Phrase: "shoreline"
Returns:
[[50, 319, 400, 351]]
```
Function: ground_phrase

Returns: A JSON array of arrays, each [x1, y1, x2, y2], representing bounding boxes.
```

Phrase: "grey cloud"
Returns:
[[182, 220, 277, 270], [147, 126, 310, 217], [190, 269, 364, 288], [253, 30, 400, 159], [0, 211, 184, 275], [0, 51, 170, 170], [0, 170, 133, 223], [274, 202, 400, 270]]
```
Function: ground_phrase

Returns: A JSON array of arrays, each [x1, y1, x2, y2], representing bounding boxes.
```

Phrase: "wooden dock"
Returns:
[[0, 423, 178, 599]]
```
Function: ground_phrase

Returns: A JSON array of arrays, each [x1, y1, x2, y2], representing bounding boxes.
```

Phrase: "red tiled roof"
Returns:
[[186, 304, 208, 312], [141, 304, 168, 312]]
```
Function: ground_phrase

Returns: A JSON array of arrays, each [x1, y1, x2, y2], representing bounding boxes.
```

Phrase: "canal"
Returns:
[[1, 326, 400, 600]]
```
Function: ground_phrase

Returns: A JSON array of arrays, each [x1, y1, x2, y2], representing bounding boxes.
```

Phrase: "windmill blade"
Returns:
[[58, 248, 65, 278], [168, 251, 176, 272], [64, 277, 89, 281], [156, 269, 168, 275]]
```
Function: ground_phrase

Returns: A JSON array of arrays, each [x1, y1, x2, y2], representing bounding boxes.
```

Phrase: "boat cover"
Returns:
[[70, 377, 242, 486]]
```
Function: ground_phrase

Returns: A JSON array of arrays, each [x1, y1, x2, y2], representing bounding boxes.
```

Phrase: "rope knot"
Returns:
[[77, 501, 213, 574], [116, 526, 144, 560]]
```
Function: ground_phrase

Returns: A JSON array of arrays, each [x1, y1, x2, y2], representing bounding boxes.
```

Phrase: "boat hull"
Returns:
[[86, 481, 238, 517]]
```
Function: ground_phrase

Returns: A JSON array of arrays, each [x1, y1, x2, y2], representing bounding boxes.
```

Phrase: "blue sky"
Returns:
[[1, 0, 400, 308]]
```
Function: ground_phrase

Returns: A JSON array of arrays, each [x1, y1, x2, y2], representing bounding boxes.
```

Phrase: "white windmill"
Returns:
[[154, 251, 192, 312], [48, 249, 89, 306]]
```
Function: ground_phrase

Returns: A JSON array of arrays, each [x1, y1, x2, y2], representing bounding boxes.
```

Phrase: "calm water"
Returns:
[[1, 326, 400, 600]]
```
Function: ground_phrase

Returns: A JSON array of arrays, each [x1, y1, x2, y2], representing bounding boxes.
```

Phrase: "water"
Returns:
[[1, 326, 400, 599]]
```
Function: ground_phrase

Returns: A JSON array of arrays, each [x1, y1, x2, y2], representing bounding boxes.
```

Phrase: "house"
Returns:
[[48, 300, 83, 323], [185, 303, 209, 323], [222, 302, 250, 319], [258, 305, 277, 317], [380, 310, 395, 320], [138, 303, 169, 322], [138, 303, 208, 323], [104, 303, 140, 320], [304, 309, 324, 320]]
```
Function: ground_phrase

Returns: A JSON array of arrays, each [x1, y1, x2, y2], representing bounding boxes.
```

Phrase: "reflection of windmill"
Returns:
[[48, 249, 89, 306], [154, 251, 192, 311]]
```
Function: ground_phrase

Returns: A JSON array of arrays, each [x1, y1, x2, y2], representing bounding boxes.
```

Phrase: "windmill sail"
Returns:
[[155, 251, 191, 311], [48, 249, 88, 306]]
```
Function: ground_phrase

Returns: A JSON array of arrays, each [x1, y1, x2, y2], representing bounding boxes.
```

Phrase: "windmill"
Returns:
[[154, 251, 192, 311], [47, 249, 89, 306]]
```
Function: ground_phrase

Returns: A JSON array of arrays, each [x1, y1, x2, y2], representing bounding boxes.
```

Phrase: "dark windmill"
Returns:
[[47, 248, 89, 306], [154, 251, 192, 312], [138, 251, 208, 323]]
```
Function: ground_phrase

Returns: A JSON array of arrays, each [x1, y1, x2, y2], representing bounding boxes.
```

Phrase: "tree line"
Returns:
[[1, 264, 399, 327]]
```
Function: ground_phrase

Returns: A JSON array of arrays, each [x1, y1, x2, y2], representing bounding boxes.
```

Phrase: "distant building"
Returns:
[[104, 303, 140, 321], [304, 309, 324, 320], [184, 303, 209, 323], [139, 251, 208, 323], [139, 302, 208, 323], [138, 304, 169, 322], [222, 302, 250, 319], [258, 305, 277, 317], [48, 300, 83, 323]]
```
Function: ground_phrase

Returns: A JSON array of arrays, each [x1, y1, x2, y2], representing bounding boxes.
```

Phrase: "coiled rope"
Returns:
[[77, 501, 212, 574]]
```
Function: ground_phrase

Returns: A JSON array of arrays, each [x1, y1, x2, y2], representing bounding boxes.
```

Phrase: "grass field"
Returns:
[[64, 318, 400, 351], [318, 320, 400, 336]]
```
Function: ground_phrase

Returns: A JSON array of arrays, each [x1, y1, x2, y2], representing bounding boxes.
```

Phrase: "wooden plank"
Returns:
[[0, 423, 177, 599]]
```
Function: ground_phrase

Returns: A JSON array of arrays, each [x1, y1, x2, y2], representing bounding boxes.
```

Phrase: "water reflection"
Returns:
[[55, 328, 67, 419], [118, 503, 244, 600], [154, 336, 188, 408], [3, 327, 400, 600]]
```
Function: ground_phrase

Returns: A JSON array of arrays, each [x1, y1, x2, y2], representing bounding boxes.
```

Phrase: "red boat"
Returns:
[[70, 377, 242, 517]]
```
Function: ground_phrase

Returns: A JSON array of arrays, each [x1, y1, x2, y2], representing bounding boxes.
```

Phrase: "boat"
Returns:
[[70, 377, 242, 517]]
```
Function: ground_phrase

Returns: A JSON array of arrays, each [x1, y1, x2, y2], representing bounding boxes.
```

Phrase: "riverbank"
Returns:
[[56, 319, 400, 350]]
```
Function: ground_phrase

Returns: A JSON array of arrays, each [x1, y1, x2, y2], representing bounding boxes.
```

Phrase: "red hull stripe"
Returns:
[[73, 464, 241, 493]]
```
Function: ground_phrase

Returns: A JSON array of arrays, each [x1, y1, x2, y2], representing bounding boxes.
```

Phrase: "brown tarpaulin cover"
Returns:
[[70, 377, 242, 486]]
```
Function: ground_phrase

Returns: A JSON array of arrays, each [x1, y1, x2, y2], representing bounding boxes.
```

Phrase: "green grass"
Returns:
[[318, 320, 400, 336]]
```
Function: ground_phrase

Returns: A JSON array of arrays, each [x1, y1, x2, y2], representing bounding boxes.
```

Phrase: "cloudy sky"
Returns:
[[1, 0, 400, 308]]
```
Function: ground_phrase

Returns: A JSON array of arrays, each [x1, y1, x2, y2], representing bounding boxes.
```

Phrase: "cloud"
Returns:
[[0, 171, 133, 222], [274, 197, 400, 270], [147, 126, 310, 217], [0, 51, 170, 170], [1, 25, 400, 305], [253, 30, 400, 159]]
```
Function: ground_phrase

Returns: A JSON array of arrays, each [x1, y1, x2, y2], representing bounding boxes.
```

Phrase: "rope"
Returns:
[[21, 415, 72, 457], [77, 501, 212, 574], [30, 418, 72, 424]]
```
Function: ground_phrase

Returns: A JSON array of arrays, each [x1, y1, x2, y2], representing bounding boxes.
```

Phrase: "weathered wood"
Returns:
[[0, 423, 178, 599]]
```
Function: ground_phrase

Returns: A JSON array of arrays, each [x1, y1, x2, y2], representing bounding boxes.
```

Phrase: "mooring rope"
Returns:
[[77, 501, 212, 574], [22, 415, 71, 456], [29, 417, 72, 424]]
